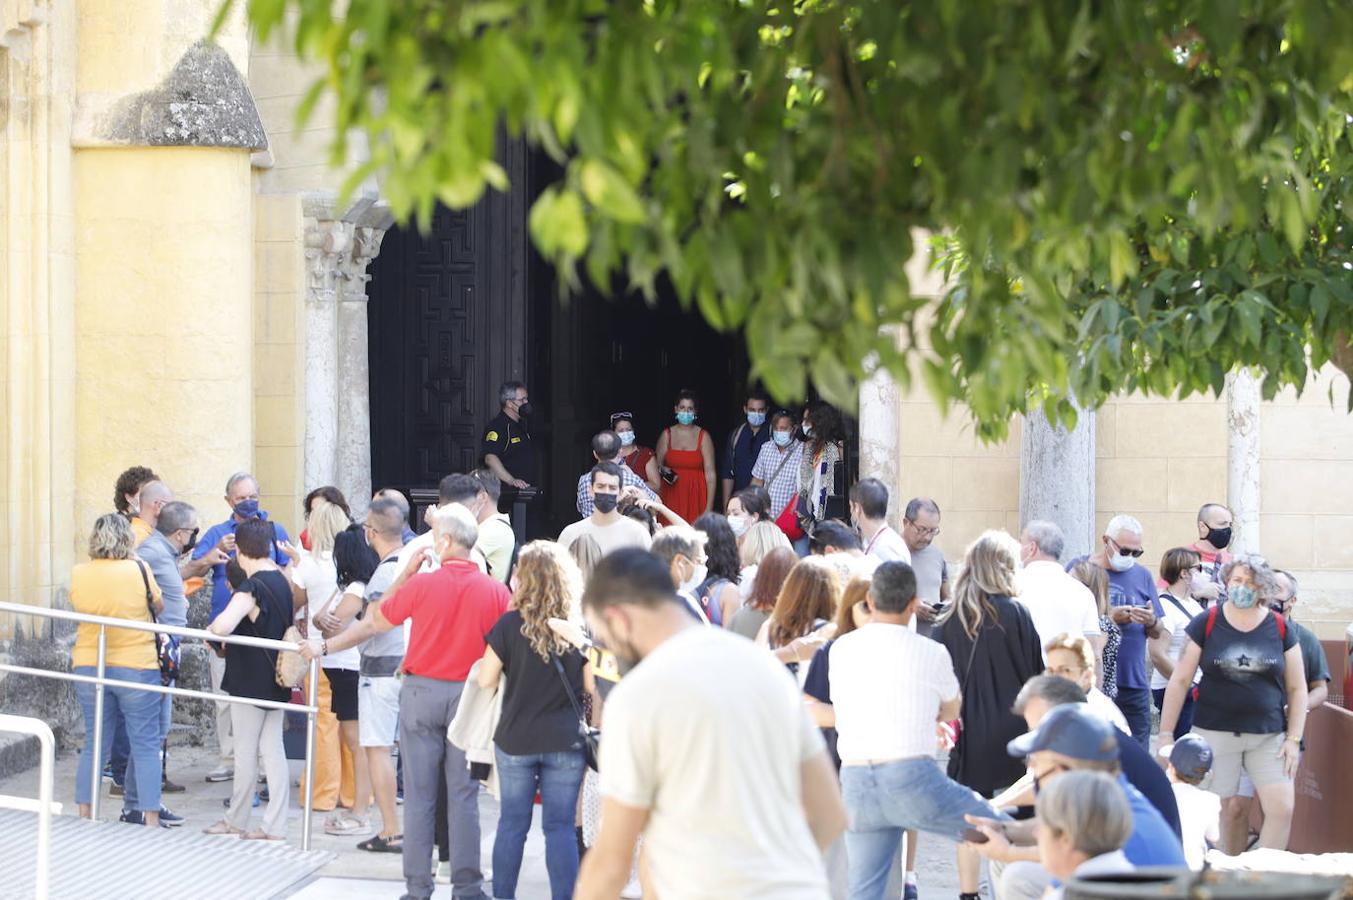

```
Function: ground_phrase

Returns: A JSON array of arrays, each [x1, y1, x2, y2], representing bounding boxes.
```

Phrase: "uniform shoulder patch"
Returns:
[[510, 437, 522, 444], [486, 430, 499, 442]]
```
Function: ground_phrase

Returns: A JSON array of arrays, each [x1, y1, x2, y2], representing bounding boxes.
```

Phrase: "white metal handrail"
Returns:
[[0, 714, 58, 900], [0, 600, 320, 850]]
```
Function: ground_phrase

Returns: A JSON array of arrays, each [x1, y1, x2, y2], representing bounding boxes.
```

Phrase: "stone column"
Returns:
[[335, 225, 386, 521], [302, 220, 347, 494], [1020, 404, 1097, 561], [858, 353, 901, 524], [1226, 369, 1262, 555]]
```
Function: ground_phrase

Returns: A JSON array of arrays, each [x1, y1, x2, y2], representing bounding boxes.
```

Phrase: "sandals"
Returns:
[[357, 833, 403, 853], [202, 820, 243, 837], [324, 813, 373, 837], [241, 829, 285, 841]]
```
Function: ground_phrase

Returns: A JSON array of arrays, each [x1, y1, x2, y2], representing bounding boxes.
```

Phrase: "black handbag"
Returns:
[[552, 652, 600, 771]]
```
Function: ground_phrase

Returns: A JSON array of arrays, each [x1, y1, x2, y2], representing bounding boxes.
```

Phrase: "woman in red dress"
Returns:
[[655, 390, 716, 524], [610, 412, 661, 493]]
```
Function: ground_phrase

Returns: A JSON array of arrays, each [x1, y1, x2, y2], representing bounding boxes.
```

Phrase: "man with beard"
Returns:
[[575, 548, 846, 900]]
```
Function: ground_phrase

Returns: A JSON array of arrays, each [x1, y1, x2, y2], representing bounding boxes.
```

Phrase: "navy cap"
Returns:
[[1169, 734, 1214, 780], [1007, 704, 1120, 763]]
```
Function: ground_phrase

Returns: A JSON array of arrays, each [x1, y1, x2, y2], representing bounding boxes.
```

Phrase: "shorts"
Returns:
[[324, 667, 360, 722], [358, 675, 401, 748], [1193, 728, 1289, 796]]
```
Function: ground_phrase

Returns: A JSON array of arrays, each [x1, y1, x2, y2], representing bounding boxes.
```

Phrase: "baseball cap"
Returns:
[[1169, 734, 1214, 780], [1007, 703, 1120, 764]]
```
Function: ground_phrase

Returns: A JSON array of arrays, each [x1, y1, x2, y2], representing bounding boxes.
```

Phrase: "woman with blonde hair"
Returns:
[[477, 541, 598, 900], [1070, 559, 1121, 698], [755, 555, 841, 681], [737, 520, 792, 601], [934, 530, 1044, 898]]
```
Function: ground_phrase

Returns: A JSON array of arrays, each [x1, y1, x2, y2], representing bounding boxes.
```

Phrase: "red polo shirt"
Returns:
[[380, 557, 511, 681]]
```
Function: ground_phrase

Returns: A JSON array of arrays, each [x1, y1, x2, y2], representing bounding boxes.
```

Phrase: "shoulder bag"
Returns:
[[134, 560, 178, 687], [250, 572, 308, 689], [551, 652, 600, 771]]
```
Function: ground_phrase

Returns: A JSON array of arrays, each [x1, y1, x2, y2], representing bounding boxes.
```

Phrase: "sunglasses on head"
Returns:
[[610, 411, 633, 424]]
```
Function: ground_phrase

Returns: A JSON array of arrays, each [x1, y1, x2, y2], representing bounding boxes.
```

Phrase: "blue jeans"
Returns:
[[1115, 685, 1153, 749], [1152, 687, 1195, 740], [75, 666, 162, 813], [840, 757, 1007, 900], [493, 747, 586, 900]]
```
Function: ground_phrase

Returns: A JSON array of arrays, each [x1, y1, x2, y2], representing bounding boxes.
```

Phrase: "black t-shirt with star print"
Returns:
[[1186, 607, 1298, 735]]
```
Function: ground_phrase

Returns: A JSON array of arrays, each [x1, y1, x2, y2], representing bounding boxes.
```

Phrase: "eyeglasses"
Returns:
[[905, 519, 941, 538], [1108, 537, 1144, 558]]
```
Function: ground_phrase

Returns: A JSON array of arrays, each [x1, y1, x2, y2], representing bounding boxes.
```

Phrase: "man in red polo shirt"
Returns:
[[304, 502, 510, 900]]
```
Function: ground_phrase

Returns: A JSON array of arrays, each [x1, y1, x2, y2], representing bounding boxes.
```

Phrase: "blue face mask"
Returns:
[[773, 430, 794, 447], [746, 411, 767, 427], [234, 498, 261, 519], [1230, 584, 1259, 609], [618, 430, 636, 446], [676, 411, 696, 426]]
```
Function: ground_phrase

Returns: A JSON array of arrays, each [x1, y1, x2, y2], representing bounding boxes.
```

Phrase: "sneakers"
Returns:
[[205, 765, 234, 783], [221, 791, 263, 810], [161, 775, 186, 794], [118, 810, 170, 829], [903, 884, 918, 900], [158, 805, 185, 827]]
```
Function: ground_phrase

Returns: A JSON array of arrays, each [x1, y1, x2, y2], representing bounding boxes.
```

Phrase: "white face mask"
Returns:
[[1189, 571, 1211, 595], [728, 514, 749, 538], [679, 561, 708, 595], [1108, 552, 1136, 572]]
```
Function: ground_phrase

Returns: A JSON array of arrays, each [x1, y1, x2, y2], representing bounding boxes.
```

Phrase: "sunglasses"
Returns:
[[1108, 537, 1145, 558], [610, 411, 634, 424]]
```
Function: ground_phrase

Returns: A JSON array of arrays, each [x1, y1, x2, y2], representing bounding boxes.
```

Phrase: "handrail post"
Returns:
[[89, 625, 107, 822], [35, 719, 54, 900], [300, 656, 319, 851]]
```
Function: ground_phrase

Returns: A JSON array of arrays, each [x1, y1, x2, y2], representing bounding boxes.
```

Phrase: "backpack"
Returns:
[[1202, 605, 1286, 642], [696, 576, 730, 627]]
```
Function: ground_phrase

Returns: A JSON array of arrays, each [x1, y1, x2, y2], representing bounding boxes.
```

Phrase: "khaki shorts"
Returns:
[[1193, 728, 1289, 797]]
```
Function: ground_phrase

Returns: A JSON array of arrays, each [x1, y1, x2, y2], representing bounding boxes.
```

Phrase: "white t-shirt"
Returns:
[[599, 627, 829, 900], [557, 515, 652, 556], [291, 552, 360, 671], [863, 525, 911, 565], [1172, 781, 1220, 870], [1152, 591, 1204, 690], [1087, 687, 1131, 734], [1015, 560, 1103, 658], [829, 623, 959, 762]]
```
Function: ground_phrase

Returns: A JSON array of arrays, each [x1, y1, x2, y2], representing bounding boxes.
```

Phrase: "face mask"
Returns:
[[679, 561, 707, 595], [593, 493, 619, 514], [234, 498, 261, 519], [1108, 552, 1136, 572], [773, 430, 794, 447], [1230, 584, 1259, 609], [517, 400, 534, 418], [1190, 571, 1211, 595], [746, 411, 766, 427], [676, 411, 696, 426], [728, 514, 749, 538], [181, 528, 199, 555], [1205, 526, 1232, 549], [801, 423, 814, 437], [618, 431, 636, 447]]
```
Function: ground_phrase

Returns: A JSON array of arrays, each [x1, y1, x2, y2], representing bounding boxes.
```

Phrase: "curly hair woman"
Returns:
[[477, 541, 598, 900]]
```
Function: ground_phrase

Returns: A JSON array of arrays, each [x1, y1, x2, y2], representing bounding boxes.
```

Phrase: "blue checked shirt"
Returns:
[[576, 464, 658, 517]]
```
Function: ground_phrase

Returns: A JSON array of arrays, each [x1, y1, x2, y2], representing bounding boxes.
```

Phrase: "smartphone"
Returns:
[[960, 827, 989, 844], [660, 466, 678, 486]]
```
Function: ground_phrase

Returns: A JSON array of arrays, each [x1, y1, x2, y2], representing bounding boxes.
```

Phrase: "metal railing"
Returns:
[[0, 600, 320, 850], [0, 714, 60, 899]]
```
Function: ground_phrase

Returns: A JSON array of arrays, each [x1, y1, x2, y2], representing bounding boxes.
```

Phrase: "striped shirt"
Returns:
[[751, 440, 804, 517]]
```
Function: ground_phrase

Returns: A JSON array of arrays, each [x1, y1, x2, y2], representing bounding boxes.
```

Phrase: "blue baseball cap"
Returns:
[[1007, 704, 1120, 763], [1169, 734, 1214, 780]]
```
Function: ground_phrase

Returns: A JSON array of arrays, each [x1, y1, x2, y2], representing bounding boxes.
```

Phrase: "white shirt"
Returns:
[[557, 515, 652, 556], [1152, 590, 1204, 690], [1047, 850, 1133, 899], [1015, 560, 1103, 658], [863, 524, 912, 565], [599, 627, 829, 900], [291, 552, 359, 670], [1172, 781, 1220, 870], [829, 623, 959, 762], [1088, 687, 1131, 734]]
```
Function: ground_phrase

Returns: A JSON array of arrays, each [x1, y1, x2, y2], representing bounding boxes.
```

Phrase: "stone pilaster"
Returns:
[[335, 225, 386, 520], [1226, 369, 1262, 555], [858, 354, 901, 525], [1020, 404, 1096, 561], [302, 218, 347, 494]]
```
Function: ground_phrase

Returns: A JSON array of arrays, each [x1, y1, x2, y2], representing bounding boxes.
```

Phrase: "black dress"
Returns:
[[933, 594, 1044, 797]]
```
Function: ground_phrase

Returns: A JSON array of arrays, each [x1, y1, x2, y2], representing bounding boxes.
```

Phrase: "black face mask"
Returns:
[[517, 401, 535, 418], [181, 527, 200, 555], [1206, 525, 1232, 549], [593, 493, 618, 514]]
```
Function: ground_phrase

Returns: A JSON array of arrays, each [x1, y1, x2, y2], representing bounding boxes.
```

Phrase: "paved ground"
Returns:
[[0, 743, 974, 898]]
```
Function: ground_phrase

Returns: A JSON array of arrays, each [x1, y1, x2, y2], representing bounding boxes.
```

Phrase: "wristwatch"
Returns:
[[1285, 734, 1302, 744]]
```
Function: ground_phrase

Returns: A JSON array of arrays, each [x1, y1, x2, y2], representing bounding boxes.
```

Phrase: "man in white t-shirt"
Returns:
[[1016, 520, 1104, 661], [825, 561, 1006, 900], [850, 478, 911, 565], [576, 549, 845, 900], [557, 462, 652, 557]]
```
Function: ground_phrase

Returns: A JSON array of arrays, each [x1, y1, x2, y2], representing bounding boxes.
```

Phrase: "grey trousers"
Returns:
[[400, 675, 484, 899], [225, 704, 289, 837]]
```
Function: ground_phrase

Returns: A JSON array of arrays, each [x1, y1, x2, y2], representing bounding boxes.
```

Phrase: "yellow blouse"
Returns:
[[70, 559, 161, 670]]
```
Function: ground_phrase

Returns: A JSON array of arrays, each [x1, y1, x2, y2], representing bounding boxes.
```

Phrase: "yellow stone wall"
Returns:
[[73, 148, 255, 537]]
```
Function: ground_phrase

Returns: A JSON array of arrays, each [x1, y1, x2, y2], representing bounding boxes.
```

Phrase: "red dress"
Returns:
[[621, 446, 655, 484], [660, 428, 709, 523]]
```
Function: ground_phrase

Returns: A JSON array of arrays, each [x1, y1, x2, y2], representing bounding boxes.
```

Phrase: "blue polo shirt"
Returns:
[[721, 421, 771, 493], [1066, 557, 1162, 691], [1120, 774, 1186, 867], [193, 513, 291, 621]]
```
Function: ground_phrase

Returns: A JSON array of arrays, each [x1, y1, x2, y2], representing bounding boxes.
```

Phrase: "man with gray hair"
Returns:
[[1066, 515, 1162, 749], [1016, 520, 1104, 660], [304, 502, 511, 899], [901, 497, 948, 637]]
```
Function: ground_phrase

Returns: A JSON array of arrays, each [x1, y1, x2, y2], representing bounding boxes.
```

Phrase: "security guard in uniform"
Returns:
[[481, 380, 537, 514]]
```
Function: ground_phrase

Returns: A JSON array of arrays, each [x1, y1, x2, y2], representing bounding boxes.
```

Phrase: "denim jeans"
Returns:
[[1115, 686, 1153, 749], [493, 747, 586, 900], [1151, 687, 1195, 740], [74, 666, 162, 813], [840, 757, 1007, 900]]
